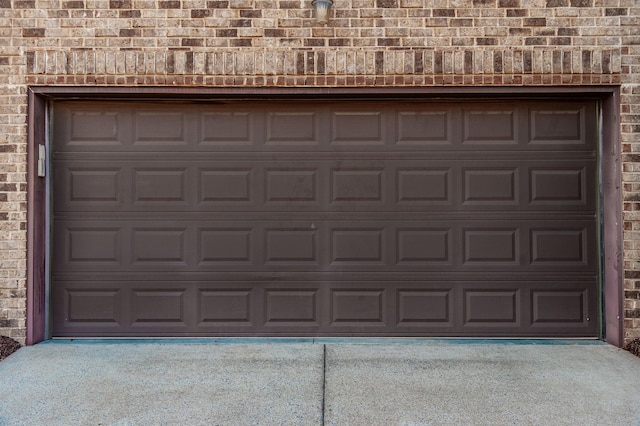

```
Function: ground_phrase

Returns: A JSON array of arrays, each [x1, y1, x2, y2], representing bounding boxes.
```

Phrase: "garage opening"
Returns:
[[49, 98, 600, 337]]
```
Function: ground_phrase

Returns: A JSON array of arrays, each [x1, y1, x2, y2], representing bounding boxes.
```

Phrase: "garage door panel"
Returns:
[[64, 289, 122, 324], [331, 289, 386, 325], [51, 279, 597, 337], [396, 289, 453, 326], [396, 110, 451, 145], [54, 159, 595, 212], [330, 228, 386, 265], [530, 166, 589, 205], [531, 290, 588, 325], [396, 228, 452, 264], [264, 289, 320, 325], [266, 168, 319, 203], [463, 108, 518, 145], [331, 111, 385, 146], [199, 228, 254, 264], [397, 168, 451, 204], [64, 108, 126, 147], [67, 228, 121, 264], [51, 282, 125, 337], [200, 110, 255, 146], [133, 110, 191, 146], [52, 100, 599, 337], [464, 289, 520, 325], [463, 228, 519, 264], [132, 228, 188, 264], [529, 106, 588, 145], [462, 167, 518, 204], [265, 228, 319, 264], [200, 167, 255, 204], [54, 102, 596, 153], [65, 168, 122, 203], [198, 288, 253, 325], [131, 289, 188, 325], [53, 219, 596, 274], [133, 168, 189, 204], [266, 111, 320, 146], [331, 168, 385, 203], [530, 227, 590, 265], [53, 224, 122, 269]]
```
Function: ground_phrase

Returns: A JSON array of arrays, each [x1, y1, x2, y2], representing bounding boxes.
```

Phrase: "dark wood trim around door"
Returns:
[[26, 89, 47, 345], [25, 86, 624, 346], [601, 88, 624, 346]]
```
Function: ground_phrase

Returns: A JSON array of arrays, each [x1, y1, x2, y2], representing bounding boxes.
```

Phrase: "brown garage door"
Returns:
[[51, 99, 599, 337]]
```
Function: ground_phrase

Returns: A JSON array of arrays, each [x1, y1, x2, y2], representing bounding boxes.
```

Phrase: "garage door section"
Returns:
[[51, 99, 599, 337]]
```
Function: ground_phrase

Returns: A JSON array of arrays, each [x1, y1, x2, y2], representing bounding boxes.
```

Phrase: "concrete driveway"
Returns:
[[0, 340, 639, 425]]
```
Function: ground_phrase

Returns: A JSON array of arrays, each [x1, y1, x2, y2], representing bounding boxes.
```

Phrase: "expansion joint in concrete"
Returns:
[[322, 344, 327, 426]]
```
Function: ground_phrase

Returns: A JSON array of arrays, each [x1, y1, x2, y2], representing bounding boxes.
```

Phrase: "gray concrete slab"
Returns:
[[0, 343, 324, 426], [324, 344, 640, 426], [1, 341, 639, 426]]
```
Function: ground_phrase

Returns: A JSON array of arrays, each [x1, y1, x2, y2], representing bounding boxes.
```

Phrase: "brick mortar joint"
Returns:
[[25, 47, 623, 76], [24, 47, 625, 54], [23, 77, 624, 88]]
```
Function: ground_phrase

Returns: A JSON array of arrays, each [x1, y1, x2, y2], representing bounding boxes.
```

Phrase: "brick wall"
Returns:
[[0, 0, 639, 343]]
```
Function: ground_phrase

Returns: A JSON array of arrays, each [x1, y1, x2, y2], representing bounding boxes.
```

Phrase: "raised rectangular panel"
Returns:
[[199, 290, 252, 323], [331, 290, 384, 323], [134, 111, 186, 145], [332, 229, 383, 263], [397, 229, 450, 263], [463, 110, 516, 144], [530, 168, 585, 203], [132, 290, 185, 323], [200, 169, 252, 202], [530, 109, 583, 144], [464, 229, 518, 263], [464, 290, 518, 323], [332, 169, 383, 202], [265, 290, 318, 323], [332, 112, 383, 145], [397, 111, 449, 144], [266, 229, 316, 263], [133, 229, 186, 263], [199, 229, 252, 263], [134, 169, 186, 202], [397, 169, 449, 202], [67, 290, 119, 322], [266, 169, 317, 202], [532, 290, 586, 323], [266, 112, 318, 145], [69, 169, 120, 202], [68, 229, 120, 263], [397, 290, 451, 324], [69, 111, 120, 144], [464, 169, 516, 203], [531, 229, 586, 263], [201, 112, 252, 145]]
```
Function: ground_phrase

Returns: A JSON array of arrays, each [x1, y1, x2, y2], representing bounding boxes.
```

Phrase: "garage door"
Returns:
[[51, 99, 599, 337]]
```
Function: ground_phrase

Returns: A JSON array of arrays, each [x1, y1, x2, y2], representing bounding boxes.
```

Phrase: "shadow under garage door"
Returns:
[[51, 99, 599, 337]]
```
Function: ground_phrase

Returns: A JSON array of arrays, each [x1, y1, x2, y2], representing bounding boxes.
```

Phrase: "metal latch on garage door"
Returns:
[[38, 144, 46, 177]]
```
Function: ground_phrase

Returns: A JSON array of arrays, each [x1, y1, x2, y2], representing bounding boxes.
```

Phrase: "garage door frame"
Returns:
[[26, 86, 623, 346]]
